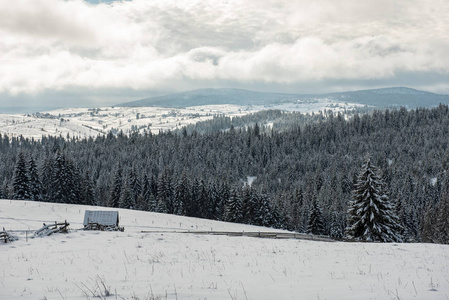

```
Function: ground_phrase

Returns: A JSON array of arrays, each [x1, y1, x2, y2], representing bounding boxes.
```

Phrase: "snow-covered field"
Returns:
[[0, 100, 363, 140], [1, 200, 448, 300]]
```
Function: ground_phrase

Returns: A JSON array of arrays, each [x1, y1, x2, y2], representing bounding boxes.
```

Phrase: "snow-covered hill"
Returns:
[[1, 200, 448, 300], [0, 101, 362, 140], [120, 87, 449, 109]]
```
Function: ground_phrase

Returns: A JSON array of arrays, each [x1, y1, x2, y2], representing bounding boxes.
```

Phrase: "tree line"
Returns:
[[1, 105, 449, 243]]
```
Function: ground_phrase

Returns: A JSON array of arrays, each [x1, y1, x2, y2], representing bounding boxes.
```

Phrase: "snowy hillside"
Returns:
[[1, 200, 448, 300], [0, 101, 362, 140], [119, 87, 449, 109]]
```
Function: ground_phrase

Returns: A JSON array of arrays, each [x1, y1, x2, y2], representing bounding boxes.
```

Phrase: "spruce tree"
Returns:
[[40, 157, 54, 202], [346, 156, 403, 242], [140, 174, 151, 211], [436, 194, 449, 244], [110, 167, 122, 208], [173, 173, 189, 215], [224, 186, 243, 223], [28, 156, 42, 201], [82, 171, 95, 206], [13, 152, 30, 200], [120, 184, 134, 209], [329, 211, 343, 239], [257, 191, 275, 227], [128, 168, 141, 208], [307, 197, 325, 235]]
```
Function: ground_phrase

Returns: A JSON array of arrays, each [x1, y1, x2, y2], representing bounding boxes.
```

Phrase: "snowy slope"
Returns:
[[1, 200, 448, 300], [0, 101, 363, 140]]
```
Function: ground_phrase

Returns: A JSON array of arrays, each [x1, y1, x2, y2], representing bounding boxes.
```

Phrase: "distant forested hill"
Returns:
[[119, 87, 449, 109]]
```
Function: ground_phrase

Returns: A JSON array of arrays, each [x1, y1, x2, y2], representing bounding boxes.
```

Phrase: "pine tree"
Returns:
[[421, 204, 436, 243], [242, 186, 257, 224], [110, 167, 122, 208], [120, 185, 134, 209], [187, 178, 201, 217], [40, 157, 54, 202], [216, 181, 230, 220], [52, 152, 78, 204], [435, 174, 449, 244], [173, 173, 189, 215], [329, 211, 343, 239], [28, 156, 42, 201], [346, 156, 403, 242], [307, 197, 325, 235], [436, 194, 449, 244], [13, 152, 30, 200], [224, 186, 243, 223], [148, 193, 157, 212], [257, 191, 275, 227], [157, 170, 173, 214], [52, 152, 66, 203], [206, 182, 219, 219], [139, 174, 151, 211], [128, 168, 141, 208], [82, 171, 95, 206]]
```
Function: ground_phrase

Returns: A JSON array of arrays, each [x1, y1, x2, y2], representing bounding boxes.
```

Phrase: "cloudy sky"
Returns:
[[1, 0, 449, 110]]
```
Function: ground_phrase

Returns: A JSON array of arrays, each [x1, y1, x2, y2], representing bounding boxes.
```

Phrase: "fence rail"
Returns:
[[140, 230, 335, 242], [1, 227, 18, 243], [34, 221, 69, 237]]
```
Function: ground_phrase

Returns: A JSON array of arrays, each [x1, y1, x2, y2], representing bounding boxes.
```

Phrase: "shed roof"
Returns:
[[83, 210, 119, 226]]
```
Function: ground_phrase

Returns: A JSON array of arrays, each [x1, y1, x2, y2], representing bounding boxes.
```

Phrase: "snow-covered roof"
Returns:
[[83, 210, 119, 226]]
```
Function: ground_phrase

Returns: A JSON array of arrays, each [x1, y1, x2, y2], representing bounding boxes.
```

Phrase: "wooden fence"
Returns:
[[34, 221, 70, 237], [1, 227, 18, 243], [140, 230, 335, 242]]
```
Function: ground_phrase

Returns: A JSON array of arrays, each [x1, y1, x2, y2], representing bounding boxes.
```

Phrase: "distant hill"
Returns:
[[118, 87, 449, 109], [118, 88, 301, 107], [318, 87, 449, 108]]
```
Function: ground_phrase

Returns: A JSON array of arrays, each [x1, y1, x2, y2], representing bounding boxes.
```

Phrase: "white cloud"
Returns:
[[0, 0, 449, 98]]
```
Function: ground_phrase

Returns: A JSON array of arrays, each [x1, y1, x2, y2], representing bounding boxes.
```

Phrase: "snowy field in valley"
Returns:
[[1, 200, 448, 300], [0, 100, 363, 140]]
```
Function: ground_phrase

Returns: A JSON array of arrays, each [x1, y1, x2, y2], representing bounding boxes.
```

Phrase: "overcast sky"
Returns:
[[1, 0, 449, 109]]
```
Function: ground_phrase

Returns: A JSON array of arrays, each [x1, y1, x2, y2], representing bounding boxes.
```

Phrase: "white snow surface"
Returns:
[[1, 200, 448, 300]]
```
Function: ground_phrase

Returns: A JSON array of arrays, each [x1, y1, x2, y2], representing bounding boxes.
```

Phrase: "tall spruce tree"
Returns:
[[110, 166, 122, 208], [28, 156, 42, 201], [307, 197, 326, 235], [224, 186, 243, 223], [346, 156, 403, 242], [329, 211, 343, 239], [13, 152, 29, 200], [436, 193, 449, 244]]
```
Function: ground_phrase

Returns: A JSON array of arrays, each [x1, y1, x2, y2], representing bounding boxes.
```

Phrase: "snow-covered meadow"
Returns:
[[1, 200, 448, 300], [0, 100, 363, 140]]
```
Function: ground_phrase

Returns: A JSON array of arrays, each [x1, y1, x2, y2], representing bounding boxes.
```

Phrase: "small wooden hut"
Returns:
[[83, 210, 123, 231]]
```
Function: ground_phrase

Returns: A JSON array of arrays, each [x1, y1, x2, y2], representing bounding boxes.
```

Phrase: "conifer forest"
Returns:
[[1, 105, 449, 244]]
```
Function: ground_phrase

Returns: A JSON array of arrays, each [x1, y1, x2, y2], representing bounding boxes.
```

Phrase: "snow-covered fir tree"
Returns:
[[436, 194, 449, 244], [28, 156, 42, 201], [257, 191, 275, 227], [139, 174, 151, 211], [173, 173, 189, 215], [128, 168, 141, 208], [224, 186, 243, 223], [110, 166, 122, 208], [346, 156, 403, 242], [119, 184, 134, 209], [307, 197, 325, 235], [82, 171, 95, 206], [13, 152, 30, 200], [329, 211, 344, 239]]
